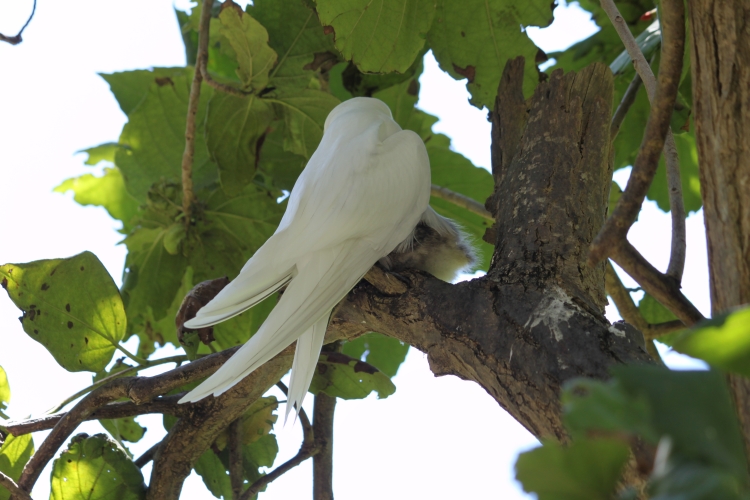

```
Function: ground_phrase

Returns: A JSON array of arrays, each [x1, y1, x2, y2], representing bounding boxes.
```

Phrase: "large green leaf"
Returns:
[[101, 68, 187, 117], [672, 307, 750, 379], [50, 434, 146, 500], [315, 0, 435, 74], [0, 434, 34, 500], [649, 463, 749, 500], [638, 293, 684, 346], [562, 378, 657, 442], [255, 120, 308, 191], [341, 333, 409, 378], [267, 88, 340, 159], [309, 352, 396, 399], [250, 0, 338, 90], [78, 142, 123, 166], [113, 68, 216, 202], [614, 366, 749, 482], [206, 93, 275, 196], [515, 438, 630, 500], [0, 366, 8, 419], [0, 252, 125, 373], [194, 450, 234, 500], [54, 167, 141, 233], [427, 0, 550, 108], [215, 3, 277, 92]]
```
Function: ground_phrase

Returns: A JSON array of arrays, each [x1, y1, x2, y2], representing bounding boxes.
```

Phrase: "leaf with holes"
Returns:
[[316, 0, 435, 74], [0, 252, 126, 373], [50, 434, 146, 500]]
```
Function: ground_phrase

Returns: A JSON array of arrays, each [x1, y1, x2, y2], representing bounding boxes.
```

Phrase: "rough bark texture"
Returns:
[[312, 394, 336, 500], [688, 0, 750, 462], [132, 60, 655, 497]]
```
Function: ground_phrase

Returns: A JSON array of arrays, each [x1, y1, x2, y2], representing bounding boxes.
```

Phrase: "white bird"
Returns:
[[179, 97, 433, 418]]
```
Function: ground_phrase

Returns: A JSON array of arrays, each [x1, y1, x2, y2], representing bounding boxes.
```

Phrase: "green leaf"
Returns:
[[610, 20, 661, 75], [78, 142, 122, 166], [649, 462, 749, 500], [256, 121, 308, 191], [562, 378, 657, 442], [250, 0, 338, 90], [613, 366, 749, 482], [194, 450, 234, 500], [672, 307, 750, 379], [0, 252, 125, 373], [268, 88, 340, 159], [243, 433, 278, 470], [315, 0, 435, 74], [50, 434, 146, 500], [0, 366, 9, 419], [341, 333, 409, 378], [309, 352, 396, 399], [427, 0, 551, 108], [338, 49, 426, 98], [216, 4, 277, 92], [54, 167, 141, 233], [212, 295, 277, 351], [638, 293, 678, 324], [0, 434, 34, 500], [206, 93, 275, 196], [215, 397, 279, 450], [113, 68, 216, 202], [100, 417, 146, 444], [515, 438, 630, 500], [101, 68, 187, 116]]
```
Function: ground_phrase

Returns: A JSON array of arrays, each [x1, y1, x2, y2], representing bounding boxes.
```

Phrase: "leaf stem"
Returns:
[[430, 184, 493, 220]]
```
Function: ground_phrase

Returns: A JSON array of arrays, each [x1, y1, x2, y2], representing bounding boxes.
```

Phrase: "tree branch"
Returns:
[[590, 0, 686, 269], [14, 379, 131, 497], [609, 242, 703, 326], [181, 0, 215, 221], [5, 396, 185, 436], [312, 393, 336, 500], [610, 73, 642, 141], [0, 471, 32, 500], [135, 443, 161, 468], [0, 0, 36, 45], [229, 418, 243, 500], [430, 185, 493, 220]]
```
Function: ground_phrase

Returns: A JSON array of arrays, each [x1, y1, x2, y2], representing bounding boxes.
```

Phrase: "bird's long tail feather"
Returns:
[[285, 312, 330, 421], [178, 240, 376, 408]]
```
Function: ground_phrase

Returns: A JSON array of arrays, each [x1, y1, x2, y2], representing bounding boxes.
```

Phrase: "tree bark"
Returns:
[[687, 0, 750, 462], [312, 394, 336, 500]]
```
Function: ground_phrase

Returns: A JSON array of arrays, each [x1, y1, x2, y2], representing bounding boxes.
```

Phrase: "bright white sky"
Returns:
[[0, 1, 710, 499]]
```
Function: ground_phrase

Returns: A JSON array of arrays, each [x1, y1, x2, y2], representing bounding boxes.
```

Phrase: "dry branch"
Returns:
[[0, 471, 32, 500], [591, 0, 686, 278], [0, 0, 36, 45]]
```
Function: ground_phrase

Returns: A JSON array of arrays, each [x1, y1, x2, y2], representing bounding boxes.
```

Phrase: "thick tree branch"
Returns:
[[0, 471, 32, 500], [313, 394, 336, 500], [591, 0, 686, 273], [0, 0, 36, 45], [135, 443, 161, 468]]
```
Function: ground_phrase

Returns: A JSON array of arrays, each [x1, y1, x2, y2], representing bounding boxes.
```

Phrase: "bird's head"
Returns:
[[324, 97, 394, 133]]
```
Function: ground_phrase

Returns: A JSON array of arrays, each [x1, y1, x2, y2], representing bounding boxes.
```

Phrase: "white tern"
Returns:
[[179, 97, 468, 418]]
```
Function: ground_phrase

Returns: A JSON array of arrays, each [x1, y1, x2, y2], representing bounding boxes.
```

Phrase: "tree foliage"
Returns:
[[1, 0, 748, 499]]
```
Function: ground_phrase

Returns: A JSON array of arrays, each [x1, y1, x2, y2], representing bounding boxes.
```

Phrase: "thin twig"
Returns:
[[16, 379, 132, 495], [0, 0, 36, 45], [200, 67, 251, 97], [240, 383, 319, 500], [431, 185, 493, 220], [229, 418, 244, 500], [6, 396, 185, 436], [181, 0, 214, 221], [590, 0, 685, 268], [0, 471, 32, 500], [312, 394, 336, 500], [46, 355, 186, 415], [664, 132, 686, 281], [610, 73, 642, 141], [610, 242, 703, 326], [134, 442, 161, 468]]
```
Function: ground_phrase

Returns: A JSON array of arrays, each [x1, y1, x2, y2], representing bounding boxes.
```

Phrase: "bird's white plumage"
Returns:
[[179, 97, 431, 416]]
